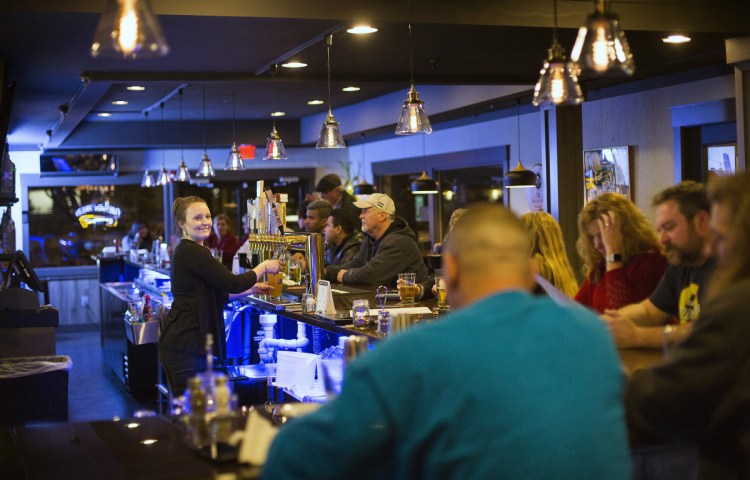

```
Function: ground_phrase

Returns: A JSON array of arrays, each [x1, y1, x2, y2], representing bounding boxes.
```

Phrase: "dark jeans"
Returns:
[[159, 347, 206, 397]]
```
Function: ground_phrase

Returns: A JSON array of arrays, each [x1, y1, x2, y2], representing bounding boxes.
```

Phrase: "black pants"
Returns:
[[159, 347, 206, 397]]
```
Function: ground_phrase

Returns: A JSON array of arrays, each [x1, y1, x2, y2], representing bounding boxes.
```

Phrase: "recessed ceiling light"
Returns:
[[307, 100, 324, 105], [342, 86, 361, 92], [282, 61, 307, 69], [140, 439, 158, 445], [662, 34, 691, 44], [347, 26, 378, 35], [126, 85, 146, 91], [112, 100, 128, 105], [97, 112, 112, 117], [271, 111, 285, 117]]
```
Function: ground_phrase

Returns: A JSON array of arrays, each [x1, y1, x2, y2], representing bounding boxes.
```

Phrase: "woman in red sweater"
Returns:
[[575, 193, 667, 312]]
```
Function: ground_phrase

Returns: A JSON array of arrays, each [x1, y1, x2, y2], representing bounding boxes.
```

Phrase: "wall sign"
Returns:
[[74, 203, 122, 228]]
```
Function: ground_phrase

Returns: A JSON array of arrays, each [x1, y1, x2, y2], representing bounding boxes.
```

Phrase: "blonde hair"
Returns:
[[521, 212, 579, 297], [173, 196, 207, 234], [576, 193, 660, 282]]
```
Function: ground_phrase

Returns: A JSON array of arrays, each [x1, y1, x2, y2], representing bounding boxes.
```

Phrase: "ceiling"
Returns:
[[0, 0, 748, 154]]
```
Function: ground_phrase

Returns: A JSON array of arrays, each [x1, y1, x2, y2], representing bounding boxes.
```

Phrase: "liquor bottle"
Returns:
[[187, 377, 208, 448], [1, 156, 15, 198], [2, 209, 15, 253]]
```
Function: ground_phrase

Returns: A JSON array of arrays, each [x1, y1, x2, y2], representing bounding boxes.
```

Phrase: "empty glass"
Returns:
[[352, 299, 370, 330]]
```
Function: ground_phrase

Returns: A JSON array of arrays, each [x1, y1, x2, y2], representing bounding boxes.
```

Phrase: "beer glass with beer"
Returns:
[[398, 272, 417, 305], [288, 258, 302, 285], [434, 275, 448, 309]]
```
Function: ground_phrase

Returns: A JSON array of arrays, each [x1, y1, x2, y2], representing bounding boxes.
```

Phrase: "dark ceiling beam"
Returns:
[[47, 80, 110, 149], [253, 26, 343, 76]]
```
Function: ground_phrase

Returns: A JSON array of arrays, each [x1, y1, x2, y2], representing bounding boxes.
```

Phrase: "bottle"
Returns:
[[2, 209, 15, 253], [187, 377, 208, 448], [213, 375, 232, 442], [142, 294, 153, 322], [1, 157, 15, 198]]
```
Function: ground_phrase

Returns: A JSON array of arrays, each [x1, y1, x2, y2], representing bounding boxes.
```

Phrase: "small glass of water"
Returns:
[[352, 299, 370, 330]]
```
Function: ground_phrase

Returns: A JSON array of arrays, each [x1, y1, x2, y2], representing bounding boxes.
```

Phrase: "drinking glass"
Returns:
[[211, 248, 223, 262], [352, 299, 370, 330], [435, 275, 448, 309], [288, 259, 302, 285], [266, 272, 283, 299], [398, 272, 417, 305]]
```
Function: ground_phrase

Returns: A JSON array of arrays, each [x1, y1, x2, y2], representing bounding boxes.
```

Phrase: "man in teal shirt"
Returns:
[[263, 204, 630, 479]]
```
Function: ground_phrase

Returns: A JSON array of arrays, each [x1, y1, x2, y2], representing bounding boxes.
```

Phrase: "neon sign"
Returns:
[[74, 203, 122, 228]]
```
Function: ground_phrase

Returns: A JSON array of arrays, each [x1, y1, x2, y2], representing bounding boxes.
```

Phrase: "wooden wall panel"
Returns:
[[45, 278, 101, 327]]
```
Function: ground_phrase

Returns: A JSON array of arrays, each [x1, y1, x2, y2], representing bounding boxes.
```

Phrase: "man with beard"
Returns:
[[602, 181, 714, 349]]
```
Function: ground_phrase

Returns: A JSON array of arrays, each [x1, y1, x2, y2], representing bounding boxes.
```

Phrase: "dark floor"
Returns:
[[57, 325, 157, 422]]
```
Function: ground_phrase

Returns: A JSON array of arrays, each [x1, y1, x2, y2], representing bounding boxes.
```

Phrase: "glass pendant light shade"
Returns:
[[353, 181, 376, 196], [156, 167, 171, 186], [105, 154, 118, 175], [175, 160, 191, 182], [196, 153, 215, 178], [504, 161, 537, 188], [140, 169, 155, 188], [570, 0, 635, 76], [316, 110, 346, 149], [225, 142, 244, 170], [411, 171, 439, 194], [90, 0, 169, 59], [264, 127, 288, 160], [395, 86, 433, 135], [533, 41, 584, 106]]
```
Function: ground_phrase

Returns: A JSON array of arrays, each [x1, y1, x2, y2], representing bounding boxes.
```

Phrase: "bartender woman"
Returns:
[[160, 196, 283, 395]]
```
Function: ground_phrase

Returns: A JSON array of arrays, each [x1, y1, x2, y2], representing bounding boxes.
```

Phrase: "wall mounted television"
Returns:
[[40, 153, 118, 176]]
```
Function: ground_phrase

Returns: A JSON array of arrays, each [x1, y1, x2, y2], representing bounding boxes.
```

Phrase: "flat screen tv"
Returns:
[[40, 153, 118, 176]]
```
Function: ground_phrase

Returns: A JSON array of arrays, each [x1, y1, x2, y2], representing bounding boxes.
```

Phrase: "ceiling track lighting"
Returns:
[[264, 65, 288, 160], [570, 0, 635, 76], [532, 0, 584, 107], [140, 111, 155, 188], [395, 0, 432, 135], [225, 89, 245, 170], [504, 100, 537, 189], [316, 34, 346, 149], [156, 102, 172, 186], [90, 0, 169, 59], [195, 85, 215, 178], [175, 88, 191, 182]]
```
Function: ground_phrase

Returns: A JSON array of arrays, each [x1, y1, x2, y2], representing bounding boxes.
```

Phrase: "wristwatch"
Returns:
[[605, 253, 623, 263]]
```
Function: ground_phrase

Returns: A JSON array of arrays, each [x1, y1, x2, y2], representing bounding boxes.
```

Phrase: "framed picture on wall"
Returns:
[[705, 143, 737, 178], [583, 146, 633, 204]]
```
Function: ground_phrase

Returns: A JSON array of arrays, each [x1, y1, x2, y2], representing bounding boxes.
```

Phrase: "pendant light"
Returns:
[[353, 134, 375, 196], [315, 34, 346, 149], [504, 100, 537, 189], [264, 65, 288, 160], [156, 102, 172, 186], [570, 0, 635, 76], [411, 136, 438, 194], [532, 0, 584, 107], [225, 89, 244, 170], [90, 0, 169, 59], [195, 86, 215, 178], [395, 0, 432, 135], [175, 88, 191, 182], [104, 154, 118, 175], [140, 111, 155, 188]]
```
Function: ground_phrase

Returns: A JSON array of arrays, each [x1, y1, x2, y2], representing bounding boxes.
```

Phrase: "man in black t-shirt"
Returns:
[[602, 181, 714, 349]]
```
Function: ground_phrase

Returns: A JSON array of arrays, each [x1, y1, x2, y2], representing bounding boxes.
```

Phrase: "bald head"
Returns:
[[444, 204, 534, 308]]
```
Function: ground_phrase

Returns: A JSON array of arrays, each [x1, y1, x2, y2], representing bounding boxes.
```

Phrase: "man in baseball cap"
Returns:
[[314, 173, 360, 224], [325, 193, 428, 287]]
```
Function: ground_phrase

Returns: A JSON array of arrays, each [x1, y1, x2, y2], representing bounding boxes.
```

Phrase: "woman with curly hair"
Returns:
[[575, 193, 667, 312], [520, 212, 578, 297]]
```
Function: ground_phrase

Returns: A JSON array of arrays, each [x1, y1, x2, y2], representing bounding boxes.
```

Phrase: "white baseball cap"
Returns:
[[353, 193, 395, 215]]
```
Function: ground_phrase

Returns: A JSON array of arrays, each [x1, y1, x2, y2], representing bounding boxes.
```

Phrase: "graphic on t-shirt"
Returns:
[[678, 283, 701, 323]]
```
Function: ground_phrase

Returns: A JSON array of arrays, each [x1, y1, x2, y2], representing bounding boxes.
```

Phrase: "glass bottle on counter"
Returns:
[[1, 208, 15, 253], [187, 377, 208, 448]]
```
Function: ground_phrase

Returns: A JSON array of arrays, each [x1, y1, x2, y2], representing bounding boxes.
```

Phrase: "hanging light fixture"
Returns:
[[353, 134, 375, 196], [175, 88, 191, 182], [195, 86, 215, 178], [569, 0, 635, 76], [315, 34, 346, 149], [505, 100, 537, 189], [264, 65, 288, 160], [411, 136, 438, 194], [225, 89, 245, 170], [532, 0, 584, 107], [90, 0, 169, 59], [140, 111, 155, 188], [104, 154, 118, 175], [156, 102, 172, 186], [395, 0, 432, 135]]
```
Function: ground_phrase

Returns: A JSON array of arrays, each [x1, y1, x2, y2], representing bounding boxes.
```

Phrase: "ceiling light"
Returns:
[[127, 85, 146, 91], [97, 112, 112, 117], [90, 0, 169, 59], [411, 172, 439, 194], [354, 135, 375, 196], [112, 100, 128, 105], [140, 170, 155, 187], [532, 0, 584, 107], [175, 88, 191, 182], [195, 86, 215, 178], [105, 154, 118, 175], [395, 0, 432, 135], [307, 100, 324, 105], [271, 111, 285, 117], [157, 101, 172, 185], [662, 34, 691, 44], [264, 65, 288, 160], [570, 0, 635, 76], [347, 26, 378, 35], [281, 61, 307, 69], [316, 34, 346, 149], [342, 86, 360, 92], [504, 100, 536, 189], [225, 91, 244, 170]]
